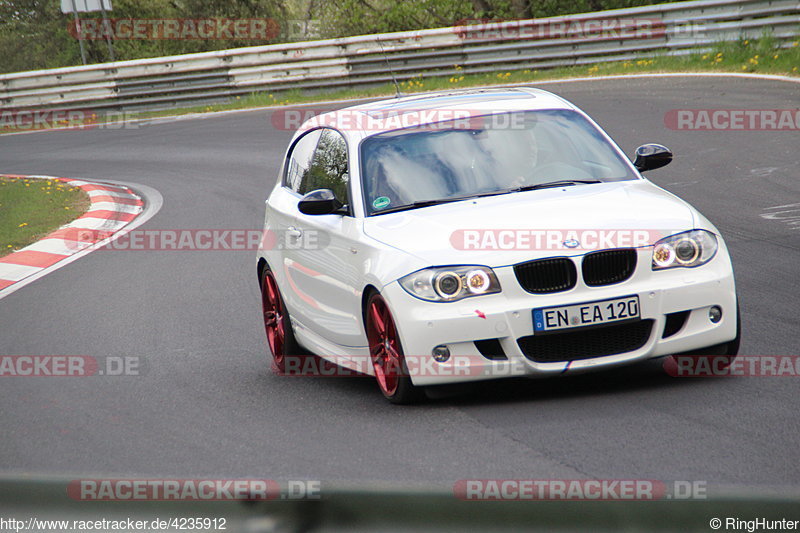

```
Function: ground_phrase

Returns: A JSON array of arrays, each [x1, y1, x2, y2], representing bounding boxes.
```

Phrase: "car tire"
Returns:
[[365, 292, 424, 405], [260, 265, 300, 373]]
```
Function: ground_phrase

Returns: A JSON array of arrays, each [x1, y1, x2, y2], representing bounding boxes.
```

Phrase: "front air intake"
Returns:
[[582, 249, 637, 286], [514, 257, 577, 294]]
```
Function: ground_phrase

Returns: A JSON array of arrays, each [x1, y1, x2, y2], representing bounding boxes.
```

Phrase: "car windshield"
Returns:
[[360, 109, 638, 215]]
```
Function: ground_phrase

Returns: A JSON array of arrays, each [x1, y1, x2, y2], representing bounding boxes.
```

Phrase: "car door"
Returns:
[[282, 128, 367, 349], [266, 128, 321, 315]]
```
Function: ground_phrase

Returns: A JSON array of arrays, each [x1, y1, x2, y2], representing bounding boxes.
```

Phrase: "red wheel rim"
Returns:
[[366, 296, 403, 396], [261, 271, 286, 365]]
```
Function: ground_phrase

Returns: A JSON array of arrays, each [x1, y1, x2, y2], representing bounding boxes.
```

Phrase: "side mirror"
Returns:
[[298, 189, 344, 216], [633, 144, 673, 172]]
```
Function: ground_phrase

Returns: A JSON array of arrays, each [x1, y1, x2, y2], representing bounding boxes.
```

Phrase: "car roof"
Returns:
[[297, 87, 577, 138]]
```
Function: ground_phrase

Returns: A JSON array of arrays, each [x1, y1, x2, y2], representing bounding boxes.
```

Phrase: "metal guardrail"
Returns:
[[1, 0, 798, 113]]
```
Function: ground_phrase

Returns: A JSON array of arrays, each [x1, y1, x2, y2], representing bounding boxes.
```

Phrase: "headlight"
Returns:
[[399, 266, 501, 302], [652, 230, 718, 270]]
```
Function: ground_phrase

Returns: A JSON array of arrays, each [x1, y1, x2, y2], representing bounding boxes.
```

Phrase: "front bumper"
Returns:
[[383, 246, 738, 386]]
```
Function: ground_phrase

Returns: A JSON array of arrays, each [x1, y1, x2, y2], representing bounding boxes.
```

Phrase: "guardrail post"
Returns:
[[69, 0, 88, 65]]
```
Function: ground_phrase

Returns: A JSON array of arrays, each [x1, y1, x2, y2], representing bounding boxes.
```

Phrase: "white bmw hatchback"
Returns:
[[257, 87, 740, 403]]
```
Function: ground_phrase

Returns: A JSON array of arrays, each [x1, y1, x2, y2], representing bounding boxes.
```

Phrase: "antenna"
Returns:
[[377, 39, 404, 98]]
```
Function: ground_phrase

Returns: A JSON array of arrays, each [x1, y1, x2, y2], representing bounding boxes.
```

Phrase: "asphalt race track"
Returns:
[[1, 76, 798, 491]]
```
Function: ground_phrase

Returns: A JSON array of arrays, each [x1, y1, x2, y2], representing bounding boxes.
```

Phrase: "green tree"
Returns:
[[0, 0, 679, 73], [0, 0, 291, 73]]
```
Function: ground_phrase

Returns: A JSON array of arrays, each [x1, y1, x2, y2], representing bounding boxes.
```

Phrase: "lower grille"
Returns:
[[517, 319, 654, 363], [662, 311, 690, 338], [514, 257, 577, 294], [474, 338, 507, 360], [582, 248, 637, 286]]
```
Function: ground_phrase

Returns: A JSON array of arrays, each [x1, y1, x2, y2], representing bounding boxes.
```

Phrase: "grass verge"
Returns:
[[0, 177, 90, 258]]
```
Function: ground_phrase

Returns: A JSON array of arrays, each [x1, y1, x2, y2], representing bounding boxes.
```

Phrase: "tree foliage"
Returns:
[[0, 0, 675, 74], [310, 0, 674, 37]]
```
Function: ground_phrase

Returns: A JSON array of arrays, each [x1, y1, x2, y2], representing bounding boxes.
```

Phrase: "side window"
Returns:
[[285, 128, 351, 208], [304, 129, 350, 205], [285, 129, 322, 193]]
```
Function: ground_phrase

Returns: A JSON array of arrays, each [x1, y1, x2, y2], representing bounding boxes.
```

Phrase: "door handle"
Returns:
[[287, 226, 303, 239]]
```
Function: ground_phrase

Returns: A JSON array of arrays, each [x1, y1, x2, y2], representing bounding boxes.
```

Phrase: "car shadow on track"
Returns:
[[262, 352, 715, 407], [423, 357, 706, 406]]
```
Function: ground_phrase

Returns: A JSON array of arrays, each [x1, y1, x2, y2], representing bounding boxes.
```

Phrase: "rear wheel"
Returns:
[[365, 293, 423, 404], [261, 266, 299, 373]]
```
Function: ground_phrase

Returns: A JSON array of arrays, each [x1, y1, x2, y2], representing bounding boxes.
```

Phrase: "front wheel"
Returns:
[[261, 266, 300, 373], [365, 293, 424, 404]]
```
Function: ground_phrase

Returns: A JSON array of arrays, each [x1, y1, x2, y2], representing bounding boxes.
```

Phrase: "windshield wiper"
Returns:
[[509, 179, 602, 192], [374, 189, 512, 215], [372, 181, 603, 215], [375, 197, 467, 215]]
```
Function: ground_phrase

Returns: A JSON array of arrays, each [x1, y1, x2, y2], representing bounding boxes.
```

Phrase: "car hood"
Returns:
[[362, 180, 697, 268]]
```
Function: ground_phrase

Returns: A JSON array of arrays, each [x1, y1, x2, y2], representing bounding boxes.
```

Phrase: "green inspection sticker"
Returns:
[[372, 196, 391, 209]]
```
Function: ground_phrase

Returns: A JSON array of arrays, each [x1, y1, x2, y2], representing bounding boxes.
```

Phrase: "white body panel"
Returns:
[[257, 87, 738, 386]]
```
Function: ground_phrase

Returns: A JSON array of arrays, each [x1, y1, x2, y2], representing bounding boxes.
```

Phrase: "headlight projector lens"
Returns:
[[434, 271, 462, 297], [675, 238, 700, 264]]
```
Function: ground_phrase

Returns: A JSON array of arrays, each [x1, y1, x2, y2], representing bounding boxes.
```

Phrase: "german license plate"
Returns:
[[533, 295, 640, 333]]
